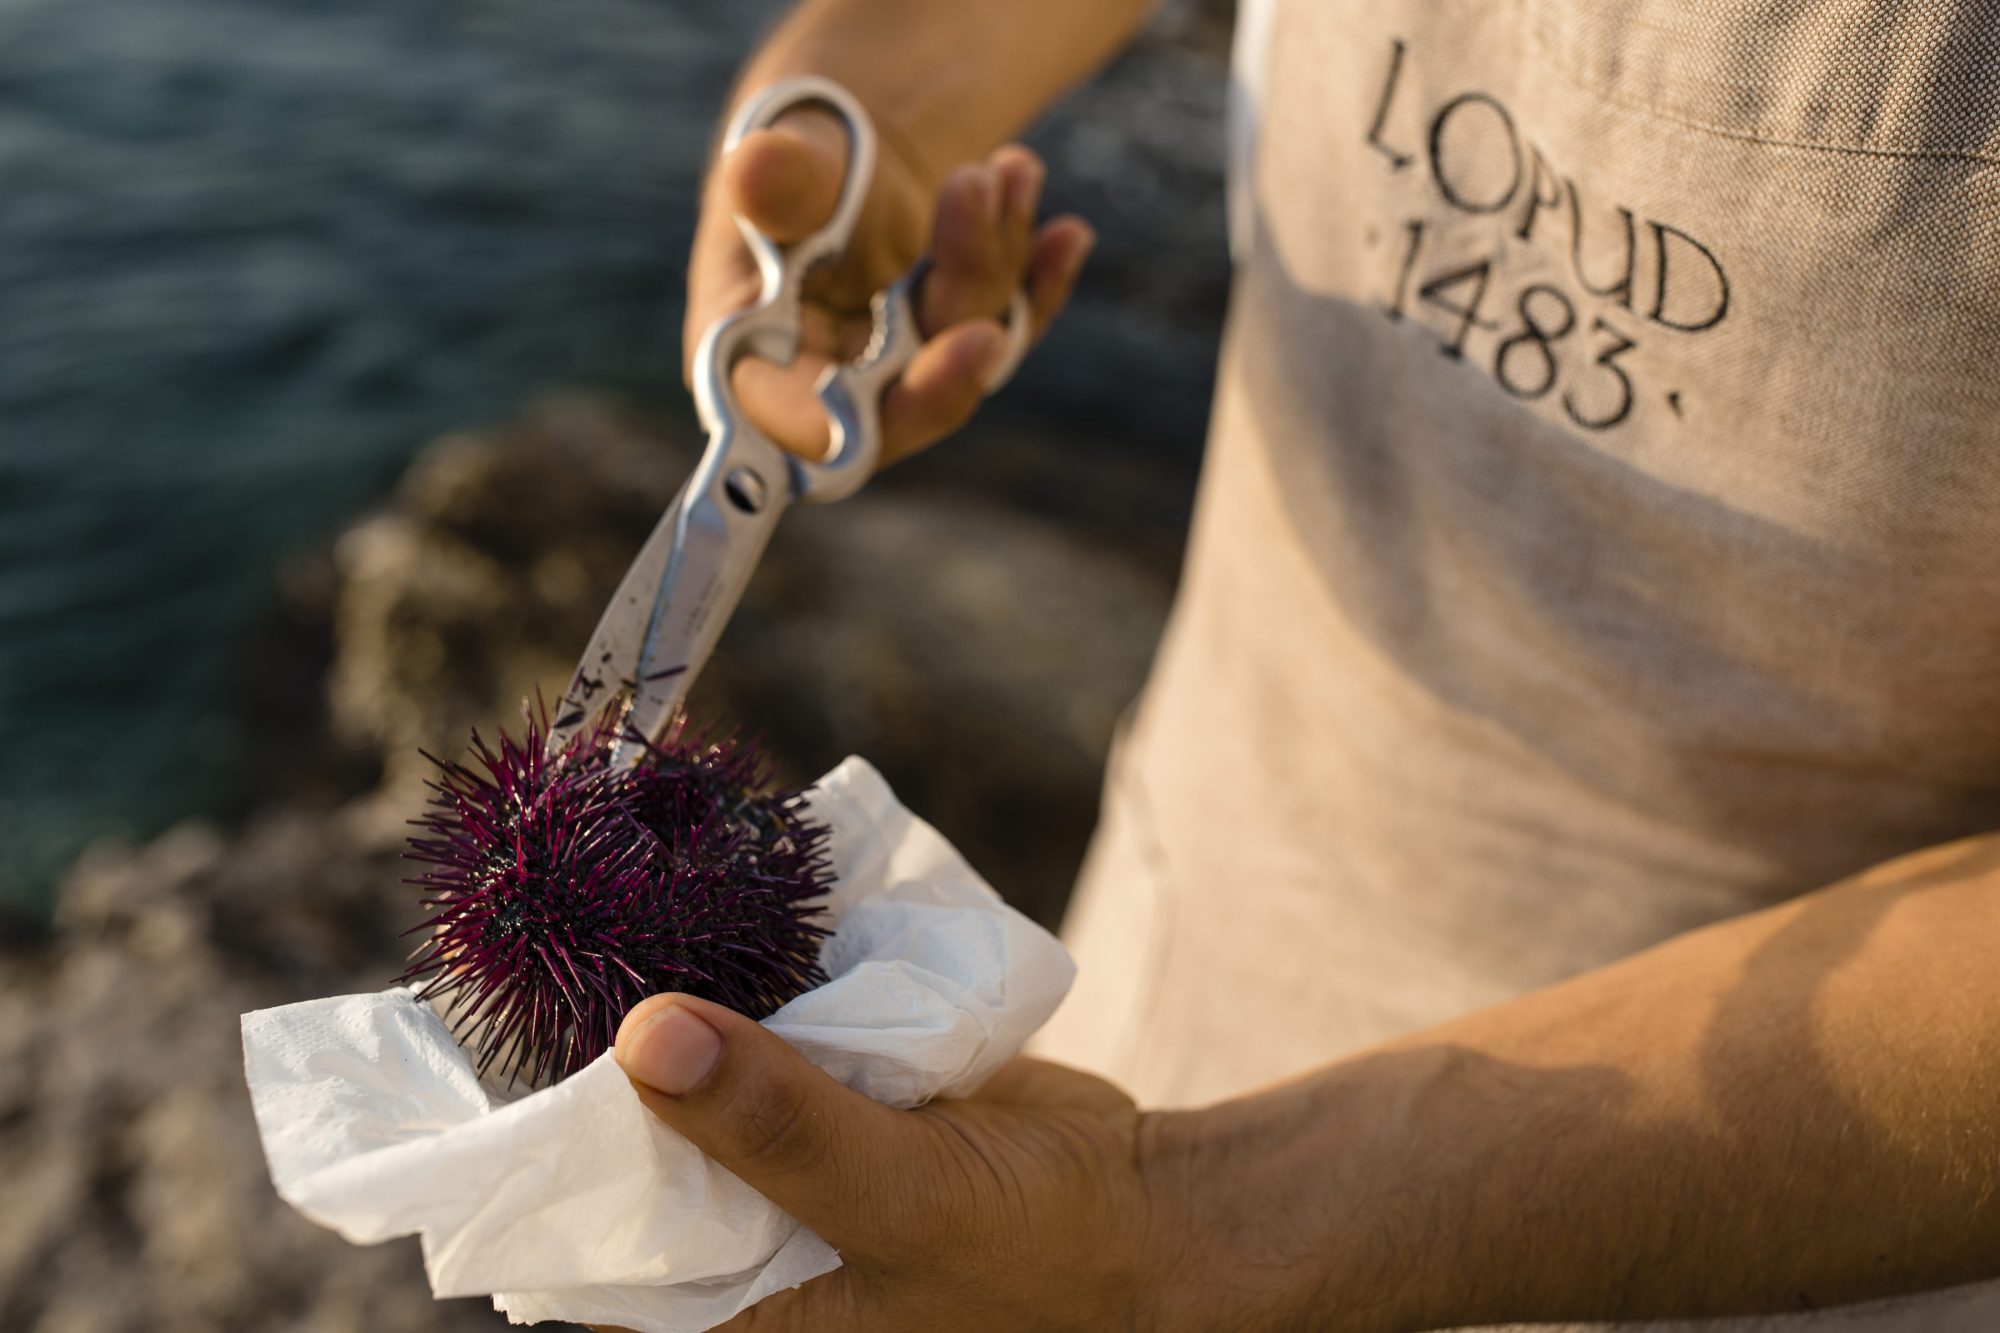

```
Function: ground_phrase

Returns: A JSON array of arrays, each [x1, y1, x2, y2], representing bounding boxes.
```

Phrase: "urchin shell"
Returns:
[[399, 710, 832, 1086]]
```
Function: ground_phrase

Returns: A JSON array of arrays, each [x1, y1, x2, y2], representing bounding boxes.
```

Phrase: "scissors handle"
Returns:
[[687, 77, 891, 506], [689, 78, 1031, 507]]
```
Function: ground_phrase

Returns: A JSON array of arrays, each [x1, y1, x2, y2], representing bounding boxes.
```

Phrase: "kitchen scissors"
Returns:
[[546, 76, 1032, 764]]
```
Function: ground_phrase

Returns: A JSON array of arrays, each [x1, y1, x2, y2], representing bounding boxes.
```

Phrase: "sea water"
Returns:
[[0, 0, 774, 909]]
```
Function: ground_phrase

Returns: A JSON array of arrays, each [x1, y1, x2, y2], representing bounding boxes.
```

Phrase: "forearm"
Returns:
[[733, 0, 1154, 184], [1144, 835, 2000, 1330]]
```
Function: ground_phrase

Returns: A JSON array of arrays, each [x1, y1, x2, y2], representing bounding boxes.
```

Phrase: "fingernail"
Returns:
[[1005, 159, 1042, 219], [622, 1004, 723, 1096]]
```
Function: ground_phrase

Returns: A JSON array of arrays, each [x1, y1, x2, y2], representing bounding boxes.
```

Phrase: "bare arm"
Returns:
[[733, 0, 1157, 188], [1145, 835, 2000, 1328], [593, 770, 1999, 1331]]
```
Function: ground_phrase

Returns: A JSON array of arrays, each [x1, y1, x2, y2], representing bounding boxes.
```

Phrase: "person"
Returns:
[[605, 2, 2000, 1329]]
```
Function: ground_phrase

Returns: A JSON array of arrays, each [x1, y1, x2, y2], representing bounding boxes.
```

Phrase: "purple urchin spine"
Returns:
[[399, 707, 832, 1086]]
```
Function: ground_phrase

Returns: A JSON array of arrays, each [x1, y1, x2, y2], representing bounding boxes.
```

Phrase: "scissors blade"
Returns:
[[547, 429, 789, 764], [619, 472, 784, 762]]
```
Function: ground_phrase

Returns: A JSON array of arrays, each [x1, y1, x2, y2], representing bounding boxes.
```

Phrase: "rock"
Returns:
[[0, 805, 501, 1333], [327, 395, 686, 802]]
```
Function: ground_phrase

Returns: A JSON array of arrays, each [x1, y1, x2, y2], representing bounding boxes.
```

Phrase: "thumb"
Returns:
[[614, 994, 913, 1249], [719, 109, 848, 244]]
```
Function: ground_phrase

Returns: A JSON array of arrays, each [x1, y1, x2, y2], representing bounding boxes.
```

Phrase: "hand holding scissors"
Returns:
[[550, 78, 1092, 762]]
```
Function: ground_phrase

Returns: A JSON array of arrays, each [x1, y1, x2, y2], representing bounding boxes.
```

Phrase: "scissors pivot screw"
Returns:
[[723, 466, 771, 514]]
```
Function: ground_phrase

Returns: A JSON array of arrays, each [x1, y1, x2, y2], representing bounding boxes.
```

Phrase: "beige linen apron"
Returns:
[[1033, 0, 2000, 1327]]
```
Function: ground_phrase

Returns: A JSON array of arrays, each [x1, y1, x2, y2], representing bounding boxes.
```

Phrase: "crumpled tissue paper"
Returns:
[[241, 757, 1076, 1332]]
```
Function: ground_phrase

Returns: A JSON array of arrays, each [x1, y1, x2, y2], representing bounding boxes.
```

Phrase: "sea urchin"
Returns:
[[399, 709, 833, 1086]]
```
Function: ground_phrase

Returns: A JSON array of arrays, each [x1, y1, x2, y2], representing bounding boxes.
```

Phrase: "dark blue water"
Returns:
[[0, 0, 1228, 914], [0, 0, 778, 908]]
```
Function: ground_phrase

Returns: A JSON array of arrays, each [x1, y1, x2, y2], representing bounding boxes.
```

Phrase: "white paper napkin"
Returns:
[[241, 757, 1076, 1331]]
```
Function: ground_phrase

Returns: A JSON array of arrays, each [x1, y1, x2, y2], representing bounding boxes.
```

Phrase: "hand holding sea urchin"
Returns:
[[242, 730, 1075, 1322], [399, 710, 834, 1087]]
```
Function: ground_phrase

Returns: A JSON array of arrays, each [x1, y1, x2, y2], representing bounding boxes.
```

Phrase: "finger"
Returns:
[[918, 146, 1043, 337], [731, 355, 832, 460], [880, 318, 1011, 464], [920, 163, 1010, 335], [615, 995, 914, 1251], [719, 109, 849, 244], [989, 143, 1045, 272], [728, 297, 858, 460], [1024, 215, 1097, 339]]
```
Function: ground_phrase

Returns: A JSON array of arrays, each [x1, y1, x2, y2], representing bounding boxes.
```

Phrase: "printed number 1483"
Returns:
[[1386, 219, 1643, 432]]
